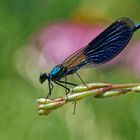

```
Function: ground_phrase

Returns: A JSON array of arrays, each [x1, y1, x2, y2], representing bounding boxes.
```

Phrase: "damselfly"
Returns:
[[39, 17, 140, 98]]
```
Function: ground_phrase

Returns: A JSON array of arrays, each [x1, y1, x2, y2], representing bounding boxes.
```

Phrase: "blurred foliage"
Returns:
[[0, 0, 140, 140]]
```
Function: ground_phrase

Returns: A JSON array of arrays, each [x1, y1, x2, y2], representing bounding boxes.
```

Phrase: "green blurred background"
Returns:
[[1, 0, 140, 140]]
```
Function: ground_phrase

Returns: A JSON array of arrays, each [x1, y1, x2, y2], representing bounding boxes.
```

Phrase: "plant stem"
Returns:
[[36, 82, 140, 115]]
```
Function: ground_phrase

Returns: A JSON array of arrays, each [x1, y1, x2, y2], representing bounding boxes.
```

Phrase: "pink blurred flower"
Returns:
[[31, 22, 104, 66], [31, 21, 140, 73]]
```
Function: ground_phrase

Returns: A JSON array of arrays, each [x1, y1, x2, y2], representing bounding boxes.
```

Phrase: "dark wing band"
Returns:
[[84, 17, 135, 65], [62, 17, 135, 69]]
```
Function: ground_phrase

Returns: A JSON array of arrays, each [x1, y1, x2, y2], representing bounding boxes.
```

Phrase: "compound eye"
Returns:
[[39, 73, 47, 83]]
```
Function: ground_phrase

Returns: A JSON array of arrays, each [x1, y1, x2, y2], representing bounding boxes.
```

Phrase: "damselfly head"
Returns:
[[39, 73, 48, 84]]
